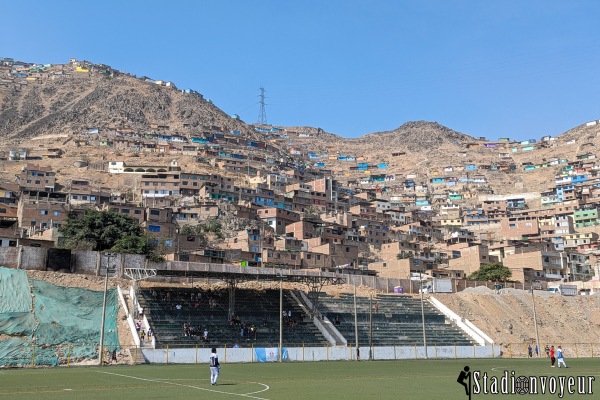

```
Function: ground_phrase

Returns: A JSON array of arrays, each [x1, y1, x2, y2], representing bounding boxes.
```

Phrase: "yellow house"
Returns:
[[76, 66, 89, 73]]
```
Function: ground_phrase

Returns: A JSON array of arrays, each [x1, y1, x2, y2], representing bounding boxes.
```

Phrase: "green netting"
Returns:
[[0, 267, 32, 313], [0, 267, 120, 366]]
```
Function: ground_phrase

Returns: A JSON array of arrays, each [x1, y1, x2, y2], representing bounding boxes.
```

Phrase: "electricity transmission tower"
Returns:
[[257, 87, 267, 125]]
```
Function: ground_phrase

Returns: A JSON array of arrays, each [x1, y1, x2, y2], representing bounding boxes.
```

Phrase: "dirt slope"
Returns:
[[436, 287, 600, 356]]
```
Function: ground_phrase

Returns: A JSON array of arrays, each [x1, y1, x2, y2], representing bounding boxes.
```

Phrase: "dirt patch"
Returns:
[[436, 290, 600, 356]]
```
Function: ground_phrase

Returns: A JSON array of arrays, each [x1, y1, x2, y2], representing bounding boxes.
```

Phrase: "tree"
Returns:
[[200, 219, 223, 240], [60, 209, 148, 253], [110, 234, 153, 255], [468, 262, 512, 282]]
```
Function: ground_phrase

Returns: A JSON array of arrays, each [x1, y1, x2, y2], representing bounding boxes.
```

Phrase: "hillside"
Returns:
[[437, 287, 600, 356], [1, 57, 600, 198], [0, 60, 255, 144]]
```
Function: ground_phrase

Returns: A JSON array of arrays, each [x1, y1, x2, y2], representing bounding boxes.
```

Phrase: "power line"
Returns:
[[257, 87, 267, 125]]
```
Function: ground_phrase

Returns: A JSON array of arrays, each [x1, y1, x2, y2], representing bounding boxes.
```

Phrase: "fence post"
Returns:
[[454, 343, 457, 359], [134, 346, 138, 366], [251, 343, 254, 363], [575, 343, 579, 358], [166, 344, 169, 365], [394, 344, 396, 360], [302, 342, 305, 362], [509, 344, 512, 358], [195, 344, 198, 364], [326, 343, 329, 361], [224, 344, 227, 363], [435, 344, 438, 359], [67, 345, 72, 367], [31, 343, 35, 367], [414, 343, 417, 359], [349, 343, 352, 361], [591, 344, 594, 358], [473, 345, 476, 358]]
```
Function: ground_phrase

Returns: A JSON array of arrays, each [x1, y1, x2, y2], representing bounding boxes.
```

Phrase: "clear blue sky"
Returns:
[[3, 1, 600, 141]]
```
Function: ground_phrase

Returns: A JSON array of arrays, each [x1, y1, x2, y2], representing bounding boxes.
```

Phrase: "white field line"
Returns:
[[98, 371, 270, 399]]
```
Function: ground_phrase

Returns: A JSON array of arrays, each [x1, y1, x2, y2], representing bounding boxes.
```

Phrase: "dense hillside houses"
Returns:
[[0, 57, 599, 287], [1, 145, 599, 285]]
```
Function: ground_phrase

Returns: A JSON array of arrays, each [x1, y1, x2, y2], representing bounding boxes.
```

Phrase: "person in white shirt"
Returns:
[[209, 348, 220, 385], [557, 346, 567, 368]]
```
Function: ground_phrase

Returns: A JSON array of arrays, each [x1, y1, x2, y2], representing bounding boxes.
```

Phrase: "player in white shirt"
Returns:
[[210, 348, 220, 385], [557, 346, 567, 368]]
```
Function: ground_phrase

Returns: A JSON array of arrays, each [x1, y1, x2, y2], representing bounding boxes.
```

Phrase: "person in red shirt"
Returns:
[[549, 345, 556, 367]]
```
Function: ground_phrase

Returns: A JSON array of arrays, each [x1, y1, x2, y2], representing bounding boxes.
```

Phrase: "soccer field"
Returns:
[[1, 358, 598, 400]]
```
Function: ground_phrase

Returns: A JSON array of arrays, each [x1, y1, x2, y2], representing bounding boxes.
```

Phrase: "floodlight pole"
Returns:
[[99, 252, 116, 367], [531, 284, 541, 357], [369, 294, 373, 360], [353, 283, 359, 360], [278, 272, 283, 362], [419, 271, 428, 359]]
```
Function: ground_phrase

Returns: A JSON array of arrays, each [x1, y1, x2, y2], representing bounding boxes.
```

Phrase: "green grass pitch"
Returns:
[[1, 358, 598, 399]]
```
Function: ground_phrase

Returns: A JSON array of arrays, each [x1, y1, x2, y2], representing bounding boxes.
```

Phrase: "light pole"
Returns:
[[99, 252, 116, 366], [369, 294, 373, 360], [419, 271, 428, 359], [277, 272, 283, 362], [353, 283, 359, 361], [530, 282, 541, 358]]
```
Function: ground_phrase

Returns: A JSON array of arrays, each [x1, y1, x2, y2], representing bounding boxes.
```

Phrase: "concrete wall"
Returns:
[[0, 247, 160, 277], [0, 246, 18, 268], [141, 344, 501, 364], [74, 250, 98, 275], [21, 247, 47, 270]]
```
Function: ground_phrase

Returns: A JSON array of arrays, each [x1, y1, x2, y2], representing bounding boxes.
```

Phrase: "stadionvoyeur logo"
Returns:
[[457, 366, 595, 398]]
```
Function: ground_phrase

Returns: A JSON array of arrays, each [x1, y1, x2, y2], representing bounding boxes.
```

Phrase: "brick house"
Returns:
[[257, 207, 301, 235], [17, 164, 56, 192], [140, 172, 181, 198]]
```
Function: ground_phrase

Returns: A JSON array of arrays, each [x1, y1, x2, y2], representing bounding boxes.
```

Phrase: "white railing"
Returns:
[[429, 296, 493, 346], [117, 285, 140, 348]]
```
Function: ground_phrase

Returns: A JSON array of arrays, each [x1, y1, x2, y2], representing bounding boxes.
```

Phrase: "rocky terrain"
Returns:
[[0, 63, 256, 144], [436, 287, 600, 357]]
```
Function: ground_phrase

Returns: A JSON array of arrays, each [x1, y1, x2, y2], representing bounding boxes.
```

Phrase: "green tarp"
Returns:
[[0, 267, 119, 366]]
